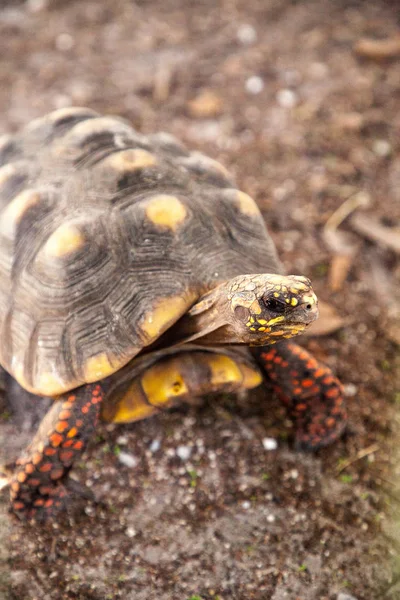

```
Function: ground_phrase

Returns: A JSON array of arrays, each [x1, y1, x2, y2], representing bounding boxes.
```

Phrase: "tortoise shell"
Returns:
[[0, 107, 280, 397]]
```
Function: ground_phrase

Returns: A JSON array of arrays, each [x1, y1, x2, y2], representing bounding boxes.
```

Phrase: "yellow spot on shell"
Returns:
[[291, 297, 298, 306], [44, 223, 85, 258], [249, 317, 255, 324], [0, 189, 41, 238], [145, 195, 187, 231], [208, 355, 243, 387], [140, 294, 193, 342], [142, 363, 188, 407], [236, 191, 261, 216], [285, 298, 290, 304], [273, 292, 280, 298], [35, 372, 66, 396], [103, 380, 158, 423], [84, 353, 115, 382], [105, 148, 157, 171], [267, 316, 285, 327], [240, 364, 263, 389]]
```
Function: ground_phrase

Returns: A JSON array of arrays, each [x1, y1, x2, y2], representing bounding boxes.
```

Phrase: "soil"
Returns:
[[0, 0, 399, 599]]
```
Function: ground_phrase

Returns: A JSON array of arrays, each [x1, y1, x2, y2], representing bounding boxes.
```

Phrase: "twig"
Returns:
[[336, 442, 380, 474]]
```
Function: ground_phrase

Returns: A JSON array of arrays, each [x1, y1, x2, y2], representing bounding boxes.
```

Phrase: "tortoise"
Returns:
[[0, 107, 346, 521]]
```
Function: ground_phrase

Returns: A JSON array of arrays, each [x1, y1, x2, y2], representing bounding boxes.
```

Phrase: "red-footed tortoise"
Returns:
[[0, 107, 346, 521]]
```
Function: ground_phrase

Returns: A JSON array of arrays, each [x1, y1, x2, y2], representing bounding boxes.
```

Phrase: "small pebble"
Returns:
[[343, 383, 358, 397], [245, 76, 264, 95], [176, 445, 192, 461], [237, 24, 257, 45], [56, 33, 75, 52], [118, 452, 138, 469], [337, 594, 358, 600], [126, 527, 137, 538], [262, 437, 278, 451], [373, 139, 391, 157], [266, 514, 276, 523], [242, 501, 251, 509], [149, 439, 161, 453], [276, 88, 297, 108], [116, 435, 129, 446]]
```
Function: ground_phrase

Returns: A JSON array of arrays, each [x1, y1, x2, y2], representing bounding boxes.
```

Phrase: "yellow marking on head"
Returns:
[[285, 298, 290, 303], [44, 223, 85, 258], [258, 326, 266, 332], [291, 297, 298, 307], [141, 363, 189, 407], [235, 191, 261, 216], [140, 294, 192, 342], [105, 148, 157, 171], [249, 300, 262, 315], [145, 195, 187, 231], [84, 353, 115, 382], [257, 319, 267, 325], [102, 380, 158, 423], [303, 294, 317, 305], [249, 327, 256, 331], [0, 189, 41, 238], [267, 316, 285, 326], [246, 322, 251, 327]]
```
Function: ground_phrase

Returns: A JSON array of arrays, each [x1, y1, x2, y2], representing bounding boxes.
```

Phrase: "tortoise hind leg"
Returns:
[[10, 383, 104, 521], [254, 341, 347, 450]]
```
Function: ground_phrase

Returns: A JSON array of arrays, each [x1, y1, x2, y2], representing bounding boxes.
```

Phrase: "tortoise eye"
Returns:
[[263, 296, 286, 313]]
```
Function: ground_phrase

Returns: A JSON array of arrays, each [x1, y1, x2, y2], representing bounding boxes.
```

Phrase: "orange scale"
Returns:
[[12, 501, 26, 511], [44, 499, 54, 508], [59, 410, 72, 420], [25, 464, 35, 474], [50, 468, 64, 480], [44, 447, 57, 456], [39, 463, 53, 473], [301, 379, 314, 388], [55, 420, 69, 433], [17, 472, 27, 483], [326, 387, 340, 398], [73, 440, 84, 451], [50, 433, 63, 447]]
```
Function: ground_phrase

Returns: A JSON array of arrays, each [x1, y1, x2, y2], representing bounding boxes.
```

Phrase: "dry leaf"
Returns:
[[349, 213, 400, 254], [328, 253, 354, 292], [188, 90, 224, 118], [354, 37, 400, 60]]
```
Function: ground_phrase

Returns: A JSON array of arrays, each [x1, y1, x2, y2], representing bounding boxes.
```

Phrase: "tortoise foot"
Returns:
[[256, 341, 347, 450], [10, 383, 104, 520]]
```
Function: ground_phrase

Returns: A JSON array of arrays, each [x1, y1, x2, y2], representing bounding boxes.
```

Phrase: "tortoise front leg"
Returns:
[[254, 341, 347, 449], [10, 383, 104, 521]]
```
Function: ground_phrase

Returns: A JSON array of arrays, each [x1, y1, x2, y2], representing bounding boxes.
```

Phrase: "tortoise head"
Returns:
[[181, 273, 318, 346], [228, 274, 318, 345]]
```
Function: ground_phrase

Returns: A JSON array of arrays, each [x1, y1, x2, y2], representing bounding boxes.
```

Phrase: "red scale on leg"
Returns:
[[255, 340, 347, 450], [10, 383, 105, 521]]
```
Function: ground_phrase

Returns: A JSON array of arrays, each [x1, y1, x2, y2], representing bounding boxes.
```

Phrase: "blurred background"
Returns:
[[0, 1, 399, 599]]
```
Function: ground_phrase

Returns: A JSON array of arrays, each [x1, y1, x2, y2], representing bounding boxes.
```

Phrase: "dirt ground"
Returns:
[[0, 0, 399, 599]]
